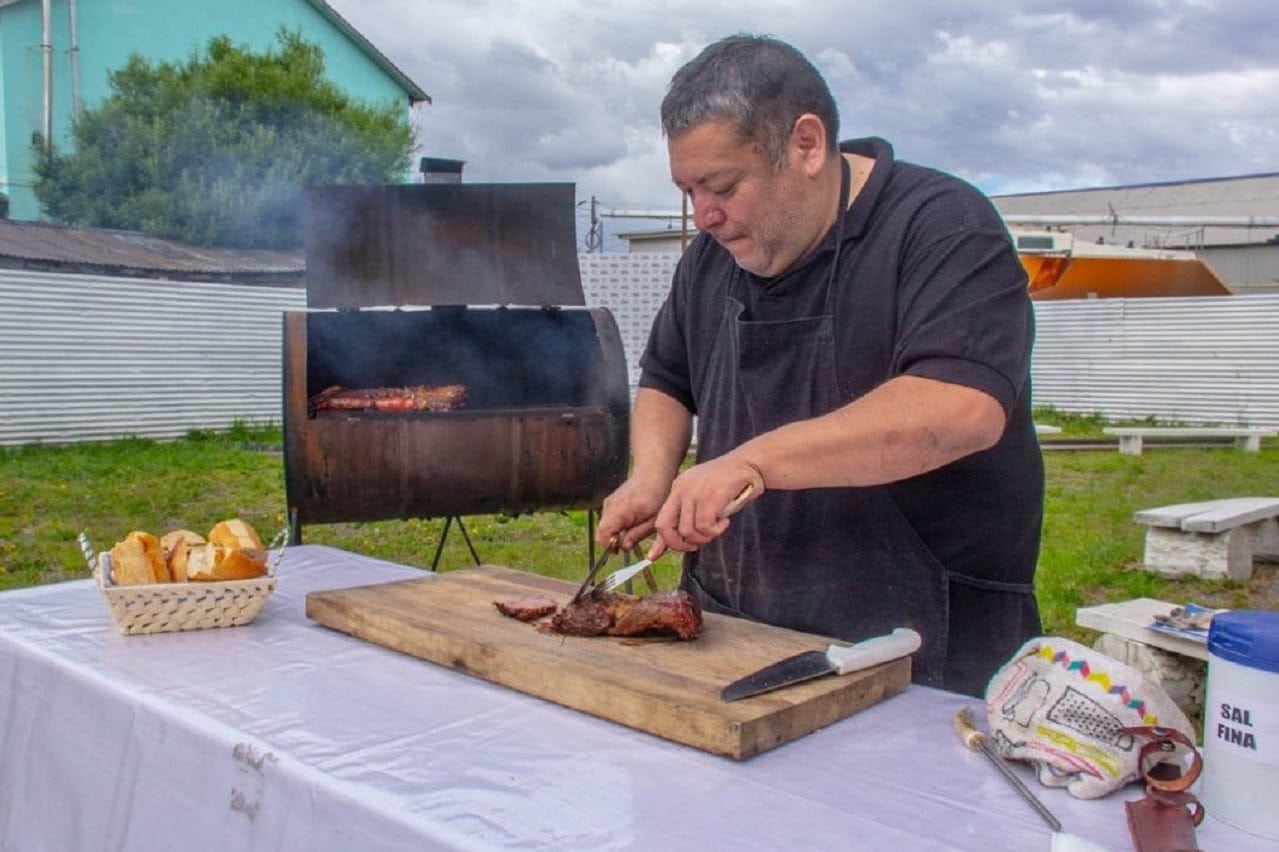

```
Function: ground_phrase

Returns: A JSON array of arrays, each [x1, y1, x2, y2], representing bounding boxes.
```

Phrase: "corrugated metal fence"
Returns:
[[2, 263, 1277, 446], [1032, 295, 1279, 426], [0, 270, 305, 445]]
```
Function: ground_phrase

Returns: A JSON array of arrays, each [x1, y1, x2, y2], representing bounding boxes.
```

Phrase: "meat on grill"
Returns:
[[309, 384, 469, 414], [541, 590, 703, 640], [493, 595, 559, 622]]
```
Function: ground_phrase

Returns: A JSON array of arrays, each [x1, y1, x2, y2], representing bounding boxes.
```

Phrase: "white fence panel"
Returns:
[[1, 260, 1277, 447], [0, 270, 305, 445], [1031, 295, 1279, 427]]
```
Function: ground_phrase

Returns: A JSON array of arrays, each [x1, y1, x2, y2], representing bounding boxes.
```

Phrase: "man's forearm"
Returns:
[[630, 388, 694, 486], [733, 375, 1007, 490]]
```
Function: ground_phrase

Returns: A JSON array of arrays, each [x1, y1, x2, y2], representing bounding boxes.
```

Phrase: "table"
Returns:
[[0, 545, 1266, 851]]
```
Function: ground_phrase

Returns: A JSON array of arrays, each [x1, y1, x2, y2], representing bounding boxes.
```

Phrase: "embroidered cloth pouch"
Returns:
[[984, 636, 1195, 799]]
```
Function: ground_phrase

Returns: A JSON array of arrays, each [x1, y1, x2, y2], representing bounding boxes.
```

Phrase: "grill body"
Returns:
[[283, 182, 630, 538]]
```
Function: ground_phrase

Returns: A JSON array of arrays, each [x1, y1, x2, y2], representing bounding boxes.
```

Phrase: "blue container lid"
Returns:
[[1208, 610, 1279, 673]]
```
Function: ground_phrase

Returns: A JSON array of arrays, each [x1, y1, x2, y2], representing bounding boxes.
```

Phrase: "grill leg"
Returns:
[[455, 517, 481, 566], [587, 509, 598, 573], [430, 516, 482, 570]]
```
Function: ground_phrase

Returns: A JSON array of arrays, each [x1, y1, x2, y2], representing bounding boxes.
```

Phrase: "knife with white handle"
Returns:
[[720, 627, 922, 702]]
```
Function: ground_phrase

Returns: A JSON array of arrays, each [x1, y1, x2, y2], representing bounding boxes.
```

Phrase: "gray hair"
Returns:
[[660, 34, 840, 170]]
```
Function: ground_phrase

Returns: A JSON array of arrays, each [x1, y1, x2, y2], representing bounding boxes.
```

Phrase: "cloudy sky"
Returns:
[[328, 0, 1278, 242]]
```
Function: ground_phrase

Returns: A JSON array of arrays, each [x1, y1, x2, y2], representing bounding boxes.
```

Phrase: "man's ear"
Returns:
[[790, 114, 829, 176]]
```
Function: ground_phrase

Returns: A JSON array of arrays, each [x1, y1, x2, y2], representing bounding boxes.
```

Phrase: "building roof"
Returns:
[[992, 172, 1279, 249], [0, 219, 304, 284], [305, 0, 430, 104], [617, 172, 1279, 251]]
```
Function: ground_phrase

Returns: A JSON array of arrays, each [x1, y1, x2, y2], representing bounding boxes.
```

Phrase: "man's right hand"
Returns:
[[596, 474, 672, 556]]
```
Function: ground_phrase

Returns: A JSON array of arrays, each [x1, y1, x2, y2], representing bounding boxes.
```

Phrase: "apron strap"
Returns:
[[949, 571, 1034, 594]]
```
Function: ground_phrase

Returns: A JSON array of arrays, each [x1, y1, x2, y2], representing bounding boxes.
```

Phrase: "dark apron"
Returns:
[[681, 160, 964, 687]]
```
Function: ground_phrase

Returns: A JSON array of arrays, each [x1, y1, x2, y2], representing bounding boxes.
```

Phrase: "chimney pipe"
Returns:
[[419, 157, 465, 184]]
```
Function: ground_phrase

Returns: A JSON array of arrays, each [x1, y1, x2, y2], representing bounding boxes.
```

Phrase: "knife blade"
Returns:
[[720, 627, 922, 702]]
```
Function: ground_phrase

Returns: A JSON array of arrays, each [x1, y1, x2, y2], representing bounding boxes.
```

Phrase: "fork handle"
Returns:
[[718, 483, 755, 520]]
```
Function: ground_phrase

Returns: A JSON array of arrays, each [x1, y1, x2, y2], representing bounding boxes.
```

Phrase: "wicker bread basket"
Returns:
[[90, 547, 277, 636]]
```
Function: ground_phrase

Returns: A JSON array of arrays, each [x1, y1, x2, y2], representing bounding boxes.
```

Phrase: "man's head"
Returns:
[[661, 34, 840, 168], [661, 35, 845, 278]]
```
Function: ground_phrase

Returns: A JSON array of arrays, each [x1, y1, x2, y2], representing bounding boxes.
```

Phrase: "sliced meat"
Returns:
[[494, 595, 559, 622]]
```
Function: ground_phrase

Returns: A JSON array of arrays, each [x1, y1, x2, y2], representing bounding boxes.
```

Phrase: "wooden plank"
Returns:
[[1134, 497, 1279, 532], [1180, 497, 1279, 532], [1134, 500, 1227, 529], [1075, 598, 1210, 661], [306, 566, 911, 760]]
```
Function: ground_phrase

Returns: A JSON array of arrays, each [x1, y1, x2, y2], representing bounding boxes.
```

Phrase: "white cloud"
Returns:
[[329, 0, 1279, 237]]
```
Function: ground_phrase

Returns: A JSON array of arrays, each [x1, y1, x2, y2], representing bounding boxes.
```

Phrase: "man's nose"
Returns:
[[690, 194, 723, 231]]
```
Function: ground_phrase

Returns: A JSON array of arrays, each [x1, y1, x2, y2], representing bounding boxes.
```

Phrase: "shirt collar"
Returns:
[[838, 136, 895, 240]]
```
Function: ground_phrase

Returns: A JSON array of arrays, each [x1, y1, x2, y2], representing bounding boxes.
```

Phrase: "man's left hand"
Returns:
[[652, 458, 763, 553]]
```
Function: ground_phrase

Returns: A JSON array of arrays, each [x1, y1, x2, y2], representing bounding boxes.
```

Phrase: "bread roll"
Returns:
[[109, 531, 168, 585], [160, 529, 205, 551], [160, 529, 205, 582], [208, 519, 265, 551], [212, 546, 269, 581], [183, 541, 215, 580], [167, 538, 193, 583], [185, 542, 268, 581]]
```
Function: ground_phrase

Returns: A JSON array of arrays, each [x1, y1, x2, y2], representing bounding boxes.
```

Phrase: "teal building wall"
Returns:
[[0, 0, 425, 221]]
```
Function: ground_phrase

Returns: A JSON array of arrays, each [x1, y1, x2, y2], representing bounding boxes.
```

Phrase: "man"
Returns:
[[597, 34, 1044, 697]]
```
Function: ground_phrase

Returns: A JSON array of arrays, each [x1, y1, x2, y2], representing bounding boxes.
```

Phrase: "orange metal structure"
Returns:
[[1015, 231, 1232, 300]]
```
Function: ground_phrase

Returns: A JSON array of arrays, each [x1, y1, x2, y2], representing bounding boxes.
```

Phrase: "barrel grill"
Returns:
[[283, 183, 630, 561]]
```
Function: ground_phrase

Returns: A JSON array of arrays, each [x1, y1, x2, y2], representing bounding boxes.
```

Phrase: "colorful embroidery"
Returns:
[[1036, 644, 1159, 725]]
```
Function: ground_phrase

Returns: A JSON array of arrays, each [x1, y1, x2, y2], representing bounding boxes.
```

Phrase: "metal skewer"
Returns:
[[954, 707, 1063, 833]]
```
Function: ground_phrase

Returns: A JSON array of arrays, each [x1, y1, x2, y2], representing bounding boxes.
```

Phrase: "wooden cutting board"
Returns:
[[305, 565, 911, 759]]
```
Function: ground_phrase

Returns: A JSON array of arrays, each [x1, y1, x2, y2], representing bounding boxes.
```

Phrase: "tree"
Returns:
[[34, 30, 414, 248]]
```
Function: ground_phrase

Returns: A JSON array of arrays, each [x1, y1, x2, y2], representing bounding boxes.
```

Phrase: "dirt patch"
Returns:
[[1168, 559, 1279, 614]]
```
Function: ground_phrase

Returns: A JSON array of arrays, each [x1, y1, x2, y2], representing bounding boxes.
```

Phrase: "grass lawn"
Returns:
[[2, 414, 1277, 643]]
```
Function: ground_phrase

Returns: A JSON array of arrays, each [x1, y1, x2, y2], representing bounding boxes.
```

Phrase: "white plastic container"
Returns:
[[1201, 610, 1279, 840]]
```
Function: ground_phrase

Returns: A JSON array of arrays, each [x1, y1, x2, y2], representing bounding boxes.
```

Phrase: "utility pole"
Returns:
[[584, 195, 602, 252]]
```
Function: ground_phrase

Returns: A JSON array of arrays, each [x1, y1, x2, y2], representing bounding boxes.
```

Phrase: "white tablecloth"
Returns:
[[0, 545, 1266, 851]]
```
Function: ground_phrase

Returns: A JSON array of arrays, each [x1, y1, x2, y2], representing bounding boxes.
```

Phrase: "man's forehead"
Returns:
[[668, 123, 765, 179]]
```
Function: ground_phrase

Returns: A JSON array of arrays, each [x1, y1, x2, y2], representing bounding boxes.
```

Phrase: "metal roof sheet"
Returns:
[[993, 173, 1279, 249], [0, 219, 304, 283]]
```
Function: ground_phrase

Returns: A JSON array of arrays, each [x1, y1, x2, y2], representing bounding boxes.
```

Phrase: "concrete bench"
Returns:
[[1075, 598, 1210, 718], [1103, 426, 1276, 456], [1133, 497, 1279, 580]]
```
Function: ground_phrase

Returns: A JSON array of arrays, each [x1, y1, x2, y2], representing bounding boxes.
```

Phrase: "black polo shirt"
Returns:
[[640, 136, 1044, 591]]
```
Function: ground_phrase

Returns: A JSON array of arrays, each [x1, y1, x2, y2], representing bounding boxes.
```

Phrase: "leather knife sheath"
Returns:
[[1121, 725, 1205, 852], [1125, 789, 1202, 852]]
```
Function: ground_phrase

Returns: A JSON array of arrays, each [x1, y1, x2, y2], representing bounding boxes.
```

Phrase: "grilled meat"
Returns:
[[542, 590, 703, 640], [494, 595, 559, 622], [309, 384, 469, 415]]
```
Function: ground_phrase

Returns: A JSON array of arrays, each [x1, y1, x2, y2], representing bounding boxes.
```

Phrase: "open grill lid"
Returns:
[[302, 183, 585, 309]]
